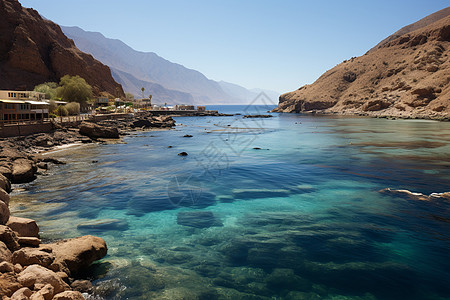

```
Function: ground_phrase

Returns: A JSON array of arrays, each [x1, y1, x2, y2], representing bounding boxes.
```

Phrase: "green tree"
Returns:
[[56, 75, 93, 104], [34, 82, 58, 99]]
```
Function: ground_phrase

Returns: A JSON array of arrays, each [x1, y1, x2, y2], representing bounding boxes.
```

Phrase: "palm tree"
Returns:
[[141, 87, 145, 99]]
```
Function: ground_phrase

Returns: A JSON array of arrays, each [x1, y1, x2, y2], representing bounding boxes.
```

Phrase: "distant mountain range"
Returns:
[[62, 26, 279, 105]]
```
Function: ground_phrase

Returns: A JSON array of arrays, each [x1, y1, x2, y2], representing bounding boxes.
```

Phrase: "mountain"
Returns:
[[0, 0, 123, 96], [274, 8, 450, 120], [61, 26, 279, 105]]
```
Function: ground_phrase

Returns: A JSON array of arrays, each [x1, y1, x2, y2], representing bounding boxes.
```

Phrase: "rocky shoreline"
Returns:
[[273, 109, 450, 122], [0, 113, 176, 299]]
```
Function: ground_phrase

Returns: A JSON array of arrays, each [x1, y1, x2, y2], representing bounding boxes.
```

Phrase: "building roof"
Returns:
[[0, 99, 26, 104], [25, 101, 49, 105]]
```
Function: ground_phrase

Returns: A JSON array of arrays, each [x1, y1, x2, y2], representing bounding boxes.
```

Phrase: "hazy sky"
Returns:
[[20, 0, 449, 94]]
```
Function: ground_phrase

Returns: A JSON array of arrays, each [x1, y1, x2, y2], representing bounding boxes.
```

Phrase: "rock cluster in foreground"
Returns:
[[0, 172, 107, 299], [274, 8, 450, 120]]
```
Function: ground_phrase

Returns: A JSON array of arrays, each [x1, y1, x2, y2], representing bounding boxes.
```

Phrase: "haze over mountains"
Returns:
[[62, 26, 279, 105]]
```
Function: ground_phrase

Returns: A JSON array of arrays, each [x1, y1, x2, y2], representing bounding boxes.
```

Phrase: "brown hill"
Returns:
[[274, 9, 450, 120], [0, 0, 124, 96]]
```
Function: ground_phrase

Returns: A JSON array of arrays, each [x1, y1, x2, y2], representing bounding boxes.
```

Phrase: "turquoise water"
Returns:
[[10, 105, 450, 300]]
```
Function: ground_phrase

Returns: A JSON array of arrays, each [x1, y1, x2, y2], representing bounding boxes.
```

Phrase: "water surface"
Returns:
[[11, 106, 450, 299]]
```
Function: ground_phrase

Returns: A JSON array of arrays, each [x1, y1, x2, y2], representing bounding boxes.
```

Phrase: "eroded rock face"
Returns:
[[274, 9, 450, 119], [0, 0, 124, 96], [44, 235, 107, 275]]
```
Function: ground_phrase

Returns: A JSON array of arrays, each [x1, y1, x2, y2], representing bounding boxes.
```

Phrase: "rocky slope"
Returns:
[[0, 0, 124, 96], [274, 8, 450, 119]]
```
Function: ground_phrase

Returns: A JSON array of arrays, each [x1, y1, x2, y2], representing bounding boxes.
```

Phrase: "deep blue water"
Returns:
[[10, 105, 450, 300]]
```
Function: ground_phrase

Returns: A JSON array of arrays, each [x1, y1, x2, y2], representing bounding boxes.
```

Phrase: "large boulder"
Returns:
[[7, 216, 39, 238], [0, 174, 11, 193], [12, 248, 55, 268], [0, 240, 12, 262], [11, 158, 36, 183], [79, 122, 119, 139], [17, 265, 69, 294], [0, 225, 20, 251], [52, 291, 85, 300], [0, 187, 10, 206], [44, 235, 107, 275], [0, 200, 10, 225]]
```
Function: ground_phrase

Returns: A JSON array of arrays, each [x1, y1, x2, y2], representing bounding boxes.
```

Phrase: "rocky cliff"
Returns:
[[0, 0, 123, 96], [274, 8, 450, 120]]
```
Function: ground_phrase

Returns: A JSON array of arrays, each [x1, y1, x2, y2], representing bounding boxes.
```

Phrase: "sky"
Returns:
[[20, 0, 450, 94]]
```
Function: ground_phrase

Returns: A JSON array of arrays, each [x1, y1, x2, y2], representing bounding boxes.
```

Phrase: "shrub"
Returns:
[[65, 102, 80, 115], [56, 105, 68, 116]]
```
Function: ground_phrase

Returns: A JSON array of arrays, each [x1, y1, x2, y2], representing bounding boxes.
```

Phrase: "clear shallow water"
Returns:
[[10, 105, 450, 300]]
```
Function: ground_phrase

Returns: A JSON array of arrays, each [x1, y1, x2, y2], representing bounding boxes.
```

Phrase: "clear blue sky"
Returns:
[[20, 0, 449, 94]]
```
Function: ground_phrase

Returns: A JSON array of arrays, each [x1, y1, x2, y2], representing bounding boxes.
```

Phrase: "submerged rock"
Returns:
[[177, 211, 223, 228], [77, 219, 128, 232], [232, 188, 291, 200]]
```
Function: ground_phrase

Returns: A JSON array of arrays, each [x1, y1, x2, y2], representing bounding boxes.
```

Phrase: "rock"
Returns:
[[183, 134, 193, 137], [12, 248, 55, 268], [131, 119, 153, 128], [379, 188, 430, 201], [31, 283, 54, 300], [11, 287, 33, 300], [0, 174, 11, 193], [343, 71, 357, 82], [0, 200, 10, 225], [76, 219, 128, 232], [7, 217, 40, 238], [14, 264, 23, 273], [0, 261, 14, 273], [0, 241, 12, 262], [18, 237, 41, 247], [17, 265, 69, 294], [36, 162, 48, 170], [52, 291, 85, 300], [79, 122, 119, 139], [0, 188, 10, 206], [177, 211, 223, 229], [12, 159, 36, 184], [0, 225, 20, 251], [0, 273, 22, 298], [178, 152, 188, 156], [70, 280, 93, 293], [45, 235, 107, 275], [243, 115, 273, 118]]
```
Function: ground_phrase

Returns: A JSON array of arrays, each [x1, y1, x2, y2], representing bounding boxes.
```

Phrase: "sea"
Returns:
[[9, 105, 450, 300]]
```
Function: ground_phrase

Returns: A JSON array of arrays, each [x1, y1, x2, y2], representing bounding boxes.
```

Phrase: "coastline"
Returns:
[[0, 113, 178, 299]]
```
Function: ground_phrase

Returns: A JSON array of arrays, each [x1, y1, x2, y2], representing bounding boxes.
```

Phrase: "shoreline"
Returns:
[[273, 108, 450, 122]]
